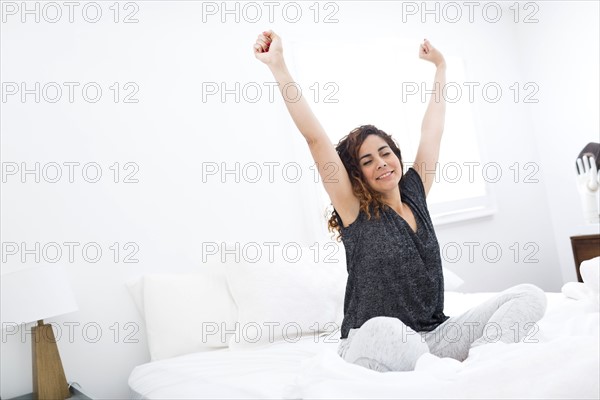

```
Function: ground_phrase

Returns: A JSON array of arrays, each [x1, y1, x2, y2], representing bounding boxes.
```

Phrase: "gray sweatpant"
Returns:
[[337, 283, 547, 372]]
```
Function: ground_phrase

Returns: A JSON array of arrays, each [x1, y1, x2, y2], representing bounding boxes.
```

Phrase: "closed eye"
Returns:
[[362, 152, 391, 166]]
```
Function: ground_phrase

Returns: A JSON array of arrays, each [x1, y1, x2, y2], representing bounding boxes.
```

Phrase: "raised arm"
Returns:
[[412, 39, 447, 197], [253, 30, 359, 226]]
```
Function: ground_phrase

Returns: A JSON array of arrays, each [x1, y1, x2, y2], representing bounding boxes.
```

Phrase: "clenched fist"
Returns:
[[419, 39, 445, 68], [253, 30, 284, 66]]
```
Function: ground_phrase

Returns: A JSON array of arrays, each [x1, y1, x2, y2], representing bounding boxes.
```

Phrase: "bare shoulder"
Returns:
[[334, 196, 361, 228], [307, 137, 361, 228]]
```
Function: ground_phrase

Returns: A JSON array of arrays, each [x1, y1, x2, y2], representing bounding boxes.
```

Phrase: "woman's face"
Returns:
[[357, 134, 402, 194]]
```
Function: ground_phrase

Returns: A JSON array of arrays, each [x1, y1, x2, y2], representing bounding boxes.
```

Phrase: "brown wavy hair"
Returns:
[[326, 125, 404, 242]]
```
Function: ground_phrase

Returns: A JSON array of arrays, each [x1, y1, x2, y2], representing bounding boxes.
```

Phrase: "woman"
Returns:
[[253, 30, 547, 372]]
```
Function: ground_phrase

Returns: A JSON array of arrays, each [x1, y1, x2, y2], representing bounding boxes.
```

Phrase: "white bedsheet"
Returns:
[[128, 292, 600, 399], [129, 334, 337, 399]]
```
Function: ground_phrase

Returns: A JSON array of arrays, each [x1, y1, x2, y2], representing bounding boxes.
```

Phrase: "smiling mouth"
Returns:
[[376, 171, 394, 180]]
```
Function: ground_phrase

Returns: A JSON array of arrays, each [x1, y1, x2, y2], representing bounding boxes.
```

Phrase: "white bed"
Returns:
[[128, 290, 600, 399]]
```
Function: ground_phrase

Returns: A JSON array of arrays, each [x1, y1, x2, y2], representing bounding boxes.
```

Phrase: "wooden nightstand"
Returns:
[[7, 385, 92, 400], [570, 234, 600, 282]]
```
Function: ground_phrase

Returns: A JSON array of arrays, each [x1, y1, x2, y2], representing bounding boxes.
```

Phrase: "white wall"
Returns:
[[1, 1, 598, 398], [512, 1, 600, 284]]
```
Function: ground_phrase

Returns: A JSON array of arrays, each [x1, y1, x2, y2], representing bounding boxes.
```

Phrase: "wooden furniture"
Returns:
[[32, 321, 70, 399], [570, 234, 600, 282], [7, 385, 92, 400]]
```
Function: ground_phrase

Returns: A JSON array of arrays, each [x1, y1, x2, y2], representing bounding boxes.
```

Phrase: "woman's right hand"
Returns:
[[254, 30, 284, 66]]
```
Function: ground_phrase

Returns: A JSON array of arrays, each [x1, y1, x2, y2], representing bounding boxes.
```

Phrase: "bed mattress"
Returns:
[[129, 292, 599, 399]]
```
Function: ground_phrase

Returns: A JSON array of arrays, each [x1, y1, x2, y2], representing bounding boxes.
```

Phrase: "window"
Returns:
[[288, 37, 496, 229]]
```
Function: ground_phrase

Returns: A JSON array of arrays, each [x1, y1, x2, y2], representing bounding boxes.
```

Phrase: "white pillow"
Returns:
[[124, 247, 462, 359], [127, 266, 461, 310], [443, 267, 465, 291], [225, 261, 346, 350], [580, 256, 599, 294], [125, 277, 145, 317], [141, 269, 238, 361]]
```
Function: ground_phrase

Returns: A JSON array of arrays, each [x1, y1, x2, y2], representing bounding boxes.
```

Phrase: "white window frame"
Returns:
[[287, 37, 497, 231]]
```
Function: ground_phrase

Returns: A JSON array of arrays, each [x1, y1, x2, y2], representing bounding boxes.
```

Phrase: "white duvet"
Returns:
[[129, 292, 600, 399]]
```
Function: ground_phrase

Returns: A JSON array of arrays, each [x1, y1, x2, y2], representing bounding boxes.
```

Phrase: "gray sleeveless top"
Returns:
[[336, 167, 449, 339]]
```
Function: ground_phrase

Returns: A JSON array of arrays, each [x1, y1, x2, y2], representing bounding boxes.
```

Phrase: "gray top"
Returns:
[[336, 167, 449, 339]]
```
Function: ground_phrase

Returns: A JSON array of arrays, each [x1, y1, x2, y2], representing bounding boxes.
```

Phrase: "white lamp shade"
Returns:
[[1, 265, 79, 327]]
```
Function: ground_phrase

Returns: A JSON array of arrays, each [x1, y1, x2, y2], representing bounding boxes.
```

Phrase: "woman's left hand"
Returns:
[[419, 39, 445, 67]]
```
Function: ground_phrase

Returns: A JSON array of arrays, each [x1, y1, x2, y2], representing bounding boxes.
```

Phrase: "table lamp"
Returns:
[[576, 142, 600, 224], [1, 265, 79, 399]]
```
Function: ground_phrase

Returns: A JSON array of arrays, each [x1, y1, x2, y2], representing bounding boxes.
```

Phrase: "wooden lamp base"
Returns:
[[32, 320, 71, 400]]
